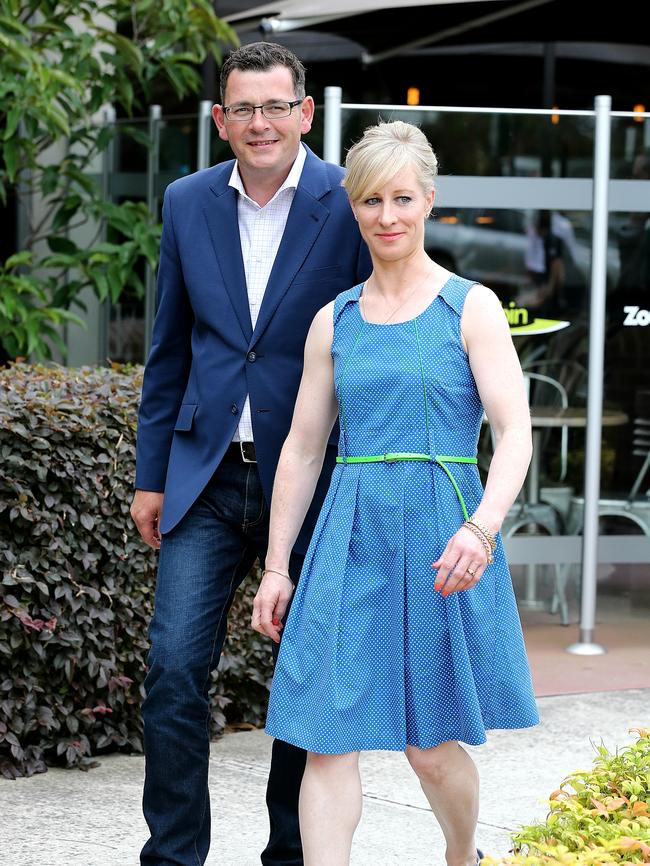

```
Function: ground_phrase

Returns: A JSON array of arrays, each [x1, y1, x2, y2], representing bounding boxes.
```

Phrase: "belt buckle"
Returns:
[[240, 441, 256, 463], [383, 453, 397, 463]]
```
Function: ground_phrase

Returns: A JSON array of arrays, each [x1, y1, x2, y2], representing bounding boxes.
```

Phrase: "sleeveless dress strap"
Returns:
[[438, 274, 480, 318], [333, 283, 364, 325]]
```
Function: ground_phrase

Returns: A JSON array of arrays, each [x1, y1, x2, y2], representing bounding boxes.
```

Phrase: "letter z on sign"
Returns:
[[623, 306, 650, 326]]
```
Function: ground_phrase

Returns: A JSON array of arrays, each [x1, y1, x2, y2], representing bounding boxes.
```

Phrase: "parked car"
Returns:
[[425, 208, 619, 305]]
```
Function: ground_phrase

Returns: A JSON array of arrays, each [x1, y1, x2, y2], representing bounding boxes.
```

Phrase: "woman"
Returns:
[[252, 120, 539, 866]]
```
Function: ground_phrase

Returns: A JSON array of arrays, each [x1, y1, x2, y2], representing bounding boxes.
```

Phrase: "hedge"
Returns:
[[0, 363, 273, 778], [483, 727, 650, 866]]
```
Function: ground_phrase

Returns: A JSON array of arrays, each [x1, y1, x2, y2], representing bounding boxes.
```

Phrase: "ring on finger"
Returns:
[[466, 567, 477, 577]]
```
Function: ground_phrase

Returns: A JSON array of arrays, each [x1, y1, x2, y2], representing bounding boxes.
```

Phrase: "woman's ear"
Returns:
[[349, 198, 358, 222], [425, 188, 435, 219]]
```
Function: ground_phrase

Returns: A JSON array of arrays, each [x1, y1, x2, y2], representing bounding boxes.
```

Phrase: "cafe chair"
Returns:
[[522, 358, 587, 404], [500, 371, 573, 622], [501, 370, 570, 534], [524, 370, 570, 482], [523, 359, 588, 473], [556, 393, 650, 623], [566, 413, 650, 537]]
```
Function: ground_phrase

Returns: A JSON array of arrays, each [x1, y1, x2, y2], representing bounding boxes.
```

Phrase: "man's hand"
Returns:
[[251, 571, 295, 644], [130, 490, 164, 549]]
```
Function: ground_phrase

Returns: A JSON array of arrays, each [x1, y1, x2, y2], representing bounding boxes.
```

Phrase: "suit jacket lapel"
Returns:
[[203, 179, 253, 342], [250, 148, 332, 347]]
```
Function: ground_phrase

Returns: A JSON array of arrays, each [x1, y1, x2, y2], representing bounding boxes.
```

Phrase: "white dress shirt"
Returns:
[[228, 144, 307, 443]]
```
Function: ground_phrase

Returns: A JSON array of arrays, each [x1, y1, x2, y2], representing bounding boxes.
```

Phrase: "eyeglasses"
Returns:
[[223, 99, 304, 122]]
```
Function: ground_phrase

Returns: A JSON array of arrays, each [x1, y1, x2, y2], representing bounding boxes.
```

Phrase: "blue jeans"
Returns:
[[140, 458, 305, 866]]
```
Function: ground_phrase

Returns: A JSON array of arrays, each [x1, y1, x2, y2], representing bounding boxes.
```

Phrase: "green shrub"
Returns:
[[0, 363, 273, 778], [483, 727, 650, 866]]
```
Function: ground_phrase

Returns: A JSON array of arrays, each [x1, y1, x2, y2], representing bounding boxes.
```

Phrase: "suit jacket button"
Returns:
[[231, 404, 238, 415], [247, 351, 257, 363]]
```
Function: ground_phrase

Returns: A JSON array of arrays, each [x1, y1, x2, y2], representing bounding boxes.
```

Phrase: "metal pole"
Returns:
[[144, 104, 161, 362], [99, 105, 116, 365], [323, 86, 343, 165], [197, 100, 213, 171], [566, 94, 611, 656]]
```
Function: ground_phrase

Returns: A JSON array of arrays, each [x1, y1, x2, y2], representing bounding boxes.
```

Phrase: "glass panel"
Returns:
[[597, 207, 650, 618], [341, 108, 596, 177], [610, 115, 650, 179], [114, 118, 149, 169], [108, 118, 150, 364], [159, 115, 197, 177]]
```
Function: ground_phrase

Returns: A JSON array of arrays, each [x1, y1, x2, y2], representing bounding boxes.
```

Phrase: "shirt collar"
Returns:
[[228, 143, 307, 207]]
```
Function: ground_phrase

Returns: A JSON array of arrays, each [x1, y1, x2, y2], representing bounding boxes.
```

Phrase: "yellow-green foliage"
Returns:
[[482, 728, 650, 866]]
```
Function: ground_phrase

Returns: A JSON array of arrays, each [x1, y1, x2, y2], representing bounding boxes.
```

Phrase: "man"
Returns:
[[522, 210, 565, 315], [130, 42, 370, 866]]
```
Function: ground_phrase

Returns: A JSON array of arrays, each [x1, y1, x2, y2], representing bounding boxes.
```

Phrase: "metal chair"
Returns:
[[502, 370, 570, 527], [566, 413, 650, 536], [499, 371, 574, 621], [557, 391, 650, 622], [523, 360, 588, 479]]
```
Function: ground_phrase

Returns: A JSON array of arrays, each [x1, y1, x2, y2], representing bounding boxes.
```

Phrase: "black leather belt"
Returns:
[[223, 441, 257, 463]]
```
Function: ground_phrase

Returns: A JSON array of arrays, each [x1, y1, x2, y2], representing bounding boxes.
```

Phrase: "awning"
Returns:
[[225, 0, 501, 23], [224, 0, 558, 65]]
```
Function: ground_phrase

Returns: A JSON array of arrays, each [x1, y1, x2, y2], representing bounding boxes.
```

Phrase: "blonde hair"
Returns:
[[342, 120, 438, 202]]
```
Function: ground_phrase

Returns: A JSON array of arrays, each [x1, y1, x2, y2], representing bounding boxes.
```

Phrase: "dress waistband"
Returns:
[[335, 453, 477, 520]]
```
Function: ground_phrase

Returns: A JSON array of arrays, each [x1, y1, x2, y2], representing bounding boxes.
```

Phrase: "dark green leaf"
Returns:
[[52, 195, 82, 231], [3, 138, 19, 182], [47, 236, 78, 255], [40, 166, 61, 197], [4, 106, 22, 141]]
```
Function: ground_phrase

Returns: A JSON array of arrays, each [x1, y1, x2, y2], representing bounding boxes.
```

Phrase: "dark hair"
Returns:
[[220, 42, 306, 103]]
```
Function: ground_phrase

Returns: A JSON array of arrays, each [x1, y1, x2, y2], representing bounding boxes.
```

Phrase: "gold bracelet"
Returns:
[[461, 521, 490, 555], [460, 522, 494, 564], [467, 515, 497, 551], [262, 568, 294, 586]]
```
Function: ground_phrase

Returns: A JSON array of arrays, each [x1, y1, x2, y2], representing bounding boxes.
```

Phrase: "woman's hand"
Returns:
[[431, 525, 490, 597], [251, 571, 295, 644]]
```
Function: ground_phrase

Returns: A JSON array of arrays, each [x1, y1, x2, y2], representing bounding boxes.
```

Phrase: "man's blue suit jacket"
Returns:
[[135, 145, 371, 554]]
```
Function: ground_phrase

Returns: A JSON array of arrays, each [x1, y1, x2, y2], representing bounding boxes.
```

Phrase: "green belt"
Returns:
[[335, 453, 477, 520]]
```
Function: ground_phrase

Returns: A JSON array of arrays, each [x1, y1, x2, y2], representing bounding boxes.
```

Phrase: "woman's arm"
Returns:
[[432, 284, 532, 597], [252, 301, 339, 642], [463, 284, 532, 533], [461, 286, 533, 532]]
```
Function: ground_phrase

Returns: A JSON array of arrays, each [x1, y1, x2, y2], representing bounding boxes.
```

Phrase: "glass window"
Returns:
[[341, 108, 596, 177]]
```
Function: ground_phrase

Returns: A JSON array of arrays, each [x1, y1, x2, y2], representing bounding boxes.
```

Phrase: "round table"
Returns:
[[527, 407, 629, 507]]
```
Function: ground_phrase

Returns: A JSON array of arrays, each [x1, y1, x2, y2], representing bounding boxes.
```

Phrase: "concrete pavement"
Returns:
[[1, 689, 648, 866]]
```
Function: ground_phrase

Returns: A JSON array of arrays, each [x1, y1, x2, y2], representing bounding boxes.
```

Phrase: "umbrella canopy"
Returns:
[[224, 0, 647, 61], [224, 0, 501, 23], [220, 0, 649, 109], [226, 0, 559, 65]]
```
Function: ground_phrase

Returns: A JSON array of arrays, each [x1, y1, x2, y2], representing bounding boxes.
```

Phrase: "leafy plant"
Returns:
[[0, 363, 273, 778], [0, 1, 237, 358], [483, 728, 650, 865]]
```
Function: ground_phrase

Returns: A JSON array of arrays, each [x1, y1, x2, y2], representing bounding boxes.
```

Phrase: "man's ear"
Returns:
[[300, 96, 315, 135], [212, 105, 229, 143]]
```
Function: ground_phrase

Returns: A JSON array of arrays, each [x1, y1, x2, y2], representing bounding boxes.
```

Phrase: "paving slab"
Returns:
[[1, 689, 648, 866]]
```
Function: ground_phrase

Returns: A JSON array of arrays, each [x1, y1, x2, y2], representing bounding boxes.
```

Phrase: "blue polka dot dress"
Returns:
[[265, 274, 539, 754]]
